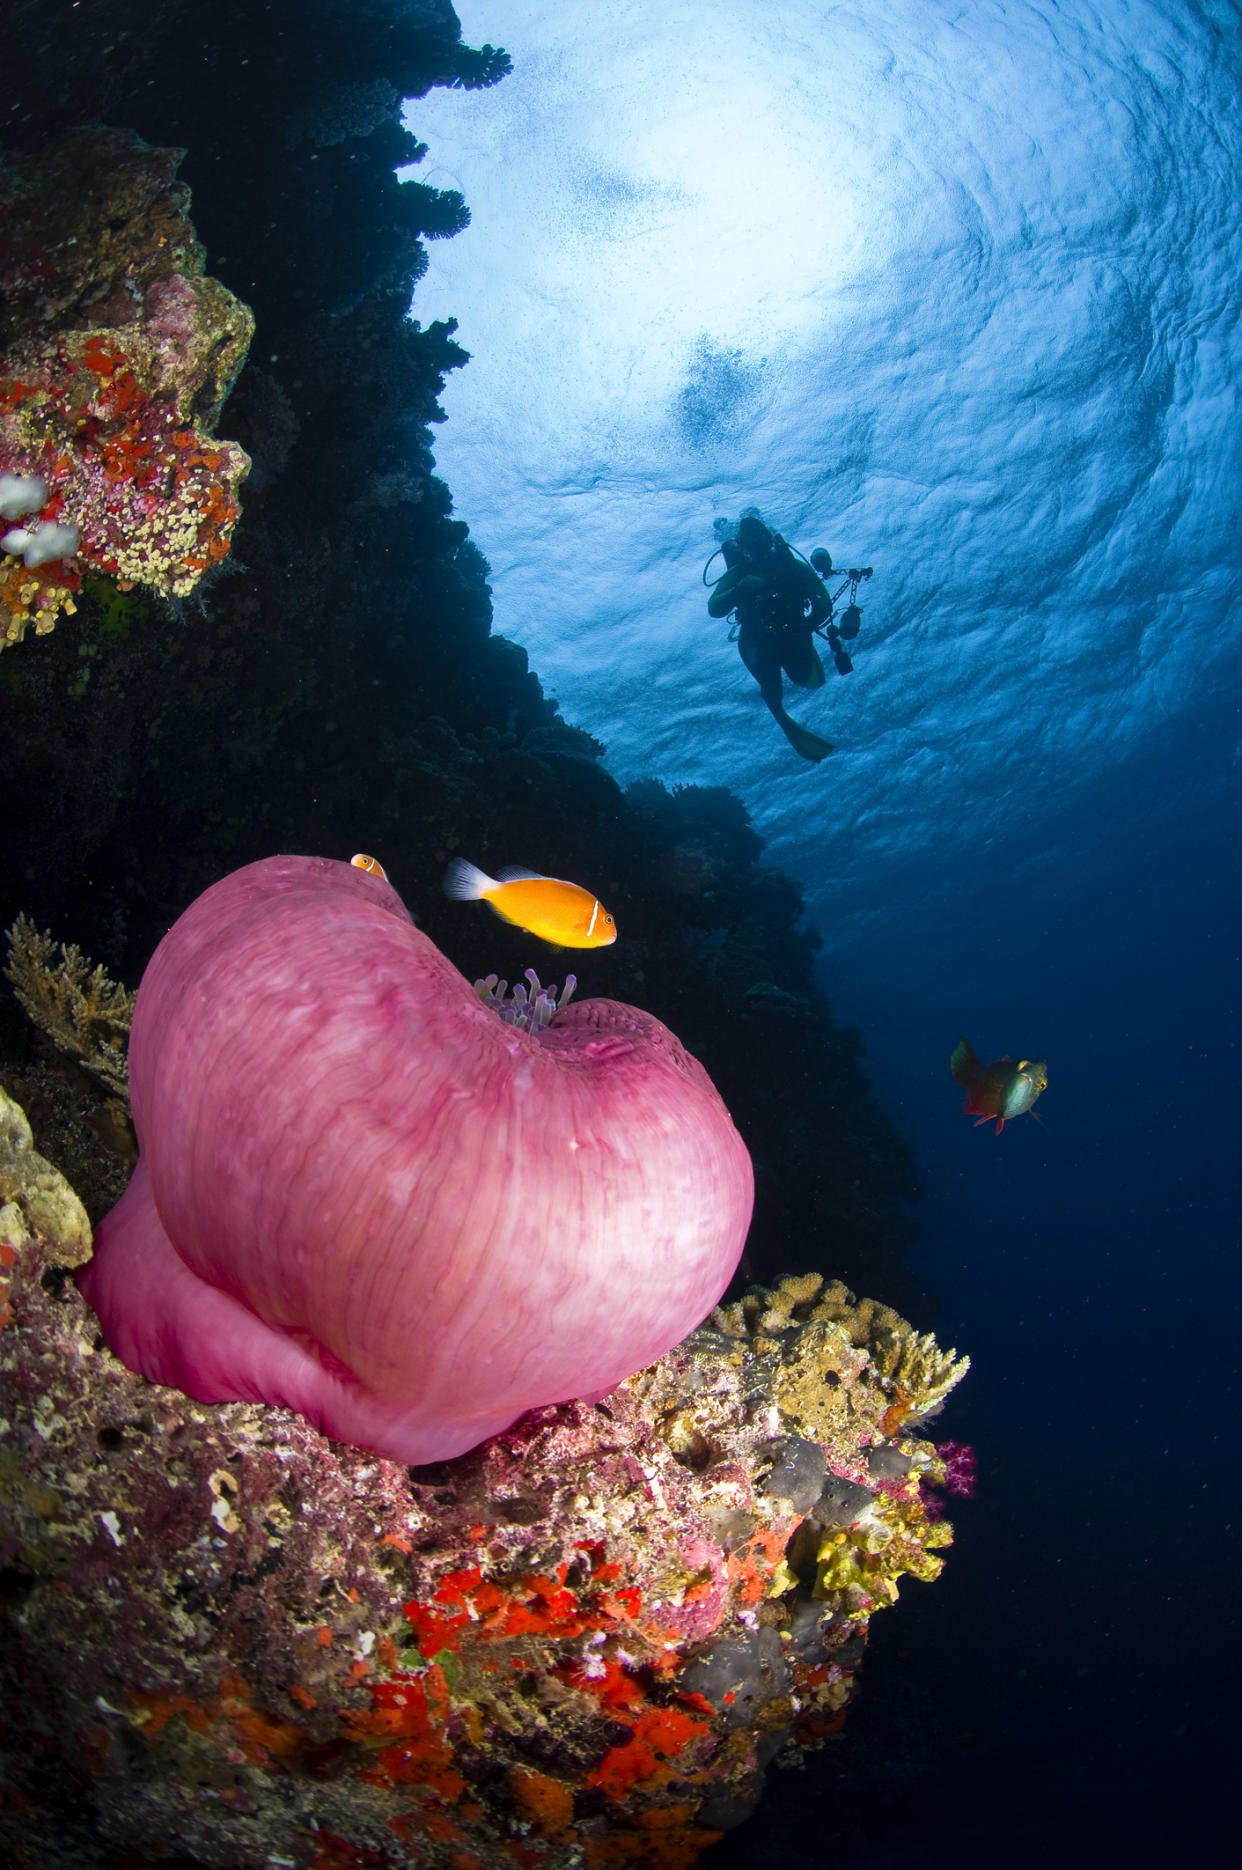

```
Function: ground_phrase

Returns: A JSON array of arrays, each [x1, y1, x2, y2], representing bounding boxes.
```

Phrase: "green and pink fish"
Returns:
[[950, 1039, 1048, 1134]]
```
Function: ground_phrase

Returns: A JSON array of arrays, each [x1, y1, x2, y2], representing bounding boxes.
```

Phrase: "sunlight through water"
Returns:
[[404, 0, 1241, 954]]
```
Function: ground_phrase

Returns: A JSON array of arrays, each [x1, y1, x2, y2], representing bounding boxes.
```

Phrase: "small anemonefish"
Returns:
[[350, 853, 388, 881], [951, 1039, 1048, 1134], [444, 858, 617, 949]]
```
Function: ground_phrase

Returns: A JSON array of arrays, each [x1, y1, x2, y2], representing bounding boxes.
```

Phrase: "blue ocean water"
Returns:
[[407, 1, 1239, 1861]]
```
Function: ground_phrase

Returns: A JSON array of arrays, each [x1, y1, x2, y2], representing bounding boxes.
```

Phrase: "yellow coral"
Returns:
[[0, 1083, 92, 1266], [883, 1327, 972, 1417], [813, 1499, 954, 1615], [710, 1273, 969, 1425], [4, 914, 134, 1098]]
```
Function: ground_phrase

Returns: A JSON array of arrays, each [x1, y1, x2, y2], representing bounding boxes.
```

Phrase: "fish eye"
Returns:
[[605, 914, 615, 925]]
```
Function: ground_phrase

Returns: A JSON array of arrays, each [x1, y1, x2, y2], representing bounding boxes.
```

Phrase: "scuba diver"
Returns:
[[705, 515, 871, 764]]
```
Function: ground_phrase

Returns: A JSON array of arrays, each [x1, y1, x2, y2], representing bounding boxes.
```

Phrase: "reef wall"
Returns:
[[0, 5, 969, 1865], [1, 0, 922, 1309], [0, 1085, 967, 1870]]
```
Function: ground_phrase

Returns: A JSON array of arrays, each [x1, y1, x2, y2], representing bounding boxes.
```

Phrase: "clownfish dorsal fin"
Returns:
[[495, 865, 546, 882]]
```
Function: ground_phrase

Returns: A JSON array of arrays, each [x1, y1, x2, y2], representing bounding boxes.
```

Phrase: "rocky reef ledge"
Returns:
[[0, 1087, 967, 1870]]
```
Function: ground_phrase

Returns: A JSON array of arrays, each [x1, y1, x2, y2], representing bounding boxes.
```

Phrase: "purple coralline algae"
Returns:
[[0, 1088, 968, 1870], [0, 126, 253, 648]]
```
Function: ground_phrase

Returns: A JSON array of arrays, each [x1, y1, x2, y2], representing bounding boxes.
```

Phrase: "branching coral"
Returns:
[[881, 1324, 973, 1418], [4, 914, 134, 1098], [711, 1270, 970, 1432]]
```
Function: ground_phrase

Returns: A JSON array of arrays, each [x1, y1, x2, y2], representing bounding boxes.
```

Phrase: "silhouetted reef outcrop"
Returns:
[[1, 0, 924, 1312]]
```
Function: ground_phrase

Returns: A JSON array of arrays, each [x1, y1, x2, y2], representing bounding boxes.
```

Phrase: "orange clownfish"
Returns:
[[350, 853, 388, 881], [951, 1039, 1048, 1134], [444, 859, 617, 949]]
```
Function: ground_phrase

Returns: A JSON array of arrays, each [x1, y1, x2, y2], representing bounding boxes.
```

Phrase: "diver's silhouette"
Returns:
[[707, 516, 868, 763]]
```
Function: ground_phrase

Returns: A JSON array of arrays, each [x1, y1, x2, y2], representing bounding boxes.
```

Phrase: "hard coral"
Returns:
[[4, 913, 135, 1098], [0, 1083, 92, 1276], [0, 127, 253, 647], [0, 1120, 968, 1869]]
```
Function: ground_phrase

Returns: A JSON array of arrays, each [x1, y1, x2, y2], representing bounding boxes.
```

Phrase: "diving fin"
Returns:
[[784, 720, 834, 763]]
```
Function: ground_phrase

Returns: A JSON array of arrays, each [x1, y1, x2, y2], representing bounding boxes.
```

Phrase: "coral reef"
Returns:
[[705, 1275, 967, 1614], [4, 913, 134, 1097], [0, 126, 252, 646], [0, 7, 979, 1864], [0, 11, 969, 1859], [711, 1272, 970, 1440], [0, 1095, 967, 1870]]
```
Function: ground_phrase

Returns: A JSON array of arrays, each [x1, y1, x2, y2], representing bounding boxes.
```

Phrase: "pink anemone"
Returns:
[[78, 856, 753, 1463]]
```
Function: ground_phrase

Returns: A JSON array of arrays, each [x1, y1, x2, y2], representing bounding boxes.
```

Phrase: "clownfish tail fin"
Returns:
[[444, 858, 497, 902]]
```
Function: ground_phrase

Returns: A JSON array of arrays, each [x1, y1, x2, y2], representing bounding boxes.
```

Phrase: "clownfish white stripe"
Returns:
[[586, 897, 600, 939]]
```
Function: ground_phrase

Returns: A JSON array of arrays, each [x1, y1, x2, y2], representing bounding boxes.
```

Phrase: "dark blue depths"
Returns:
[[412, 3, 1242, 1862]]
